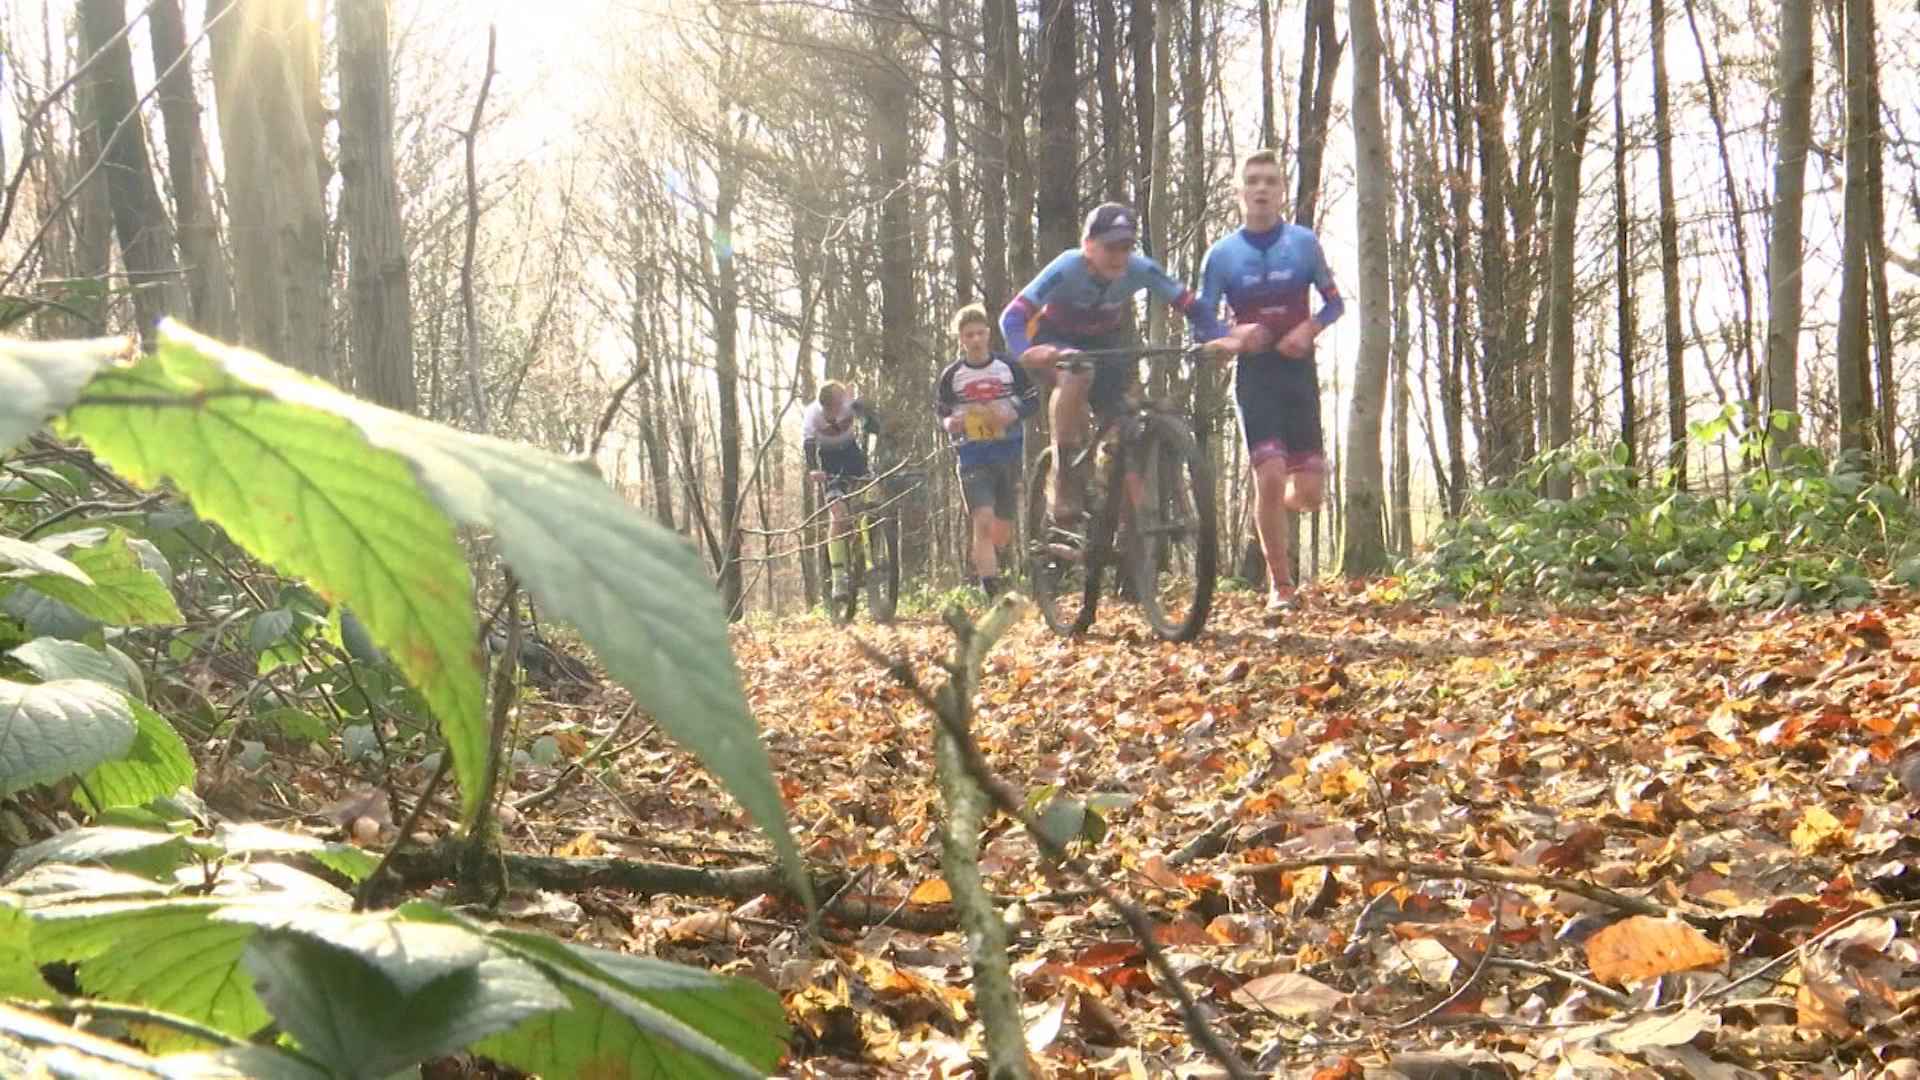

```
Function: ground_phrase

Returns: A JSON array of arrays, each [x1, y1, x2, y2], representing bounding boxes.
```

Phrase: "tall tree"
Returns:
[[149, 0, 234, 336], [1612, 0, 1637, 467], [1293, 0, 1343, 229], [1650, 0, 1687, 485], [338, 0, 417, 412], [1543, 0, 1578, 497], [980, 0, 1010, 315], [1091, 0, 1129, 201], [1340, 0, 1392, 574], [78, 0, 186, 339], [1257, 0, 1277, 148], [1764, 0, 1813, 454], [1001, 0, 1034, 284], [1833, 0, 1880, 458], [208, 0, 331, 377], [1469, 0, 1517, 479], [1035, 0, 1078, 255], [937, 0, 977, 305]]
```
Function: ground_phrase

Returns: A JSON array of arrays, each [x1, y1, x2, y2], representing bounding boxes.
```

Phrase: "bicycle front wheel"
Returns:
[[866, 513, 899, 623], [1025, 447, 1098, 636], [1127, 416, 1218, 642], [825, 519, 859, 625]]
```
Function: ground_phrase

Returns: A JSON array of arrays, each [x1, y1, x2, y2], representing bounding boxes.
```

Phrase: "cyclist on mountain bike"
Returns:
[[803, 381, 881, 602], [1197, 149, 1346, 614], [1000, 203, 1223, 531], [935, 303, 1040, 598]]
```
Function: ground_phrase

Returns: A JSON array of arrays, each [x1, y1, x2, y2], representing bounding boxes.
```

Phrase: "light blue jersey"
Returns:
[[1196, 224, 1345, 347]]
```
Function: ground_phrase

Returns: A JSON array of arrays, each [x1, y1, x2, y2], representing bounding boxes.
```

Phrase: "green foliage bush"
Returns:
[[1402, 409, 1920, 609]]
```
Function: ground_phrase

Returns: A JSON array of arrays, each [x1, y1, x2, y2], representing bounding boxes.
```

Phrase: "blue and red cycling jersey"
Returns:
[[999, 250, 1223, 357], [1195, 223, 1346, 349]]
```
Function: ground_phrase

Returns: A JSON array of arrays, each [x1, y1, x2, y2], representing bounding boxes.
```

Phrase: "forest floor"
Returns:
[[409, 586, 1920, 1077]]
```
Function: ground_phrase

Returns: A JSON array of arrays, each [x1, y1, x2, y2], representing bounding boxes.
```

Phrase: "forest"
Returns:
[[2, 0, 1919, 1076]]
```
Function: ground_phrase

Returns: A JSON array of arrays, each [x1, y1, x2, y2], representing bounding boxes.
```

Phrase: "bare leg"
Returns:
[[1049, 371, 1093, 521], [969, 505, 998, 578], [1252, 458, 1292, 598]]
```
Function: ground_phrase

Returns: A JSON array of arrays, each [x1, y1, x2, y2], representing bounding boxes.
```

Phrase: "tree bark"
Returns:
[[338, 0, 416, 412], [148, 0, 234, 337], [207, 0, 331, 378], [715, 143, 745, 617], [78, 0, 186, 342], [981, 0, 1010, 316], [1764, 0, 1812, 456], [1257, 0, 1277, 148], [1612, 0, 1636, 469], [1340, 0, 1391, 575], [1130, 0, 1155, 208], [1678, 0, 1758, 419], [1036, 0, 1078, 256], [1543, 0, 1578, 498], [1002, 0, 1034, 285], [1293, 0, 1343, 229], [1469, 0, 1516, 480], [1651, 0, 1687, 486], [938, 0, 978, 305], [1092, 0, 1129, 201], [1833, 0, 1877, 460]]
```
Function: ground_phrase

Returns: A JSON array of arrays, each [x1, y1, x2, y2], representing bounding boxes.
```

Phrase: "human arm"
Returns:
[[1135, 253, 1225, 343], [934, 367, 967, 434]]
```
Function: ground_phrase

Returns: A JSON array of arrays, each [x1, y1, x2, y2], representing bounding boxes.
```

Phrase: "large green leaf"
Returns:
[[146, 324, 802, 896], [475, 928, 786, 1078], [2, 828, 190, 883], [10, 637, 127, 690], [0, 536, 91, 584], [0, 678, 136, 797], [209, 822, 378, 884], [242, 929, 566, 1077], [27, 900, 270, 1050], [0, 900, 58, 1002], [0, 336, 125, 453], [15, 530, 181, 626], [55, 337, 487, 826], [76, 701, 195, 814]]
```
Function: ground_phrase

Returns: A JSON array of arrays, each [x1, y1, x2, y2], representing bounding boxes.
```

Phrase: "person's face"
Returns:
[[822, 389, 845, 414], [1082, 234, 1134, 278], [1241, 162, 1284, 225], [959, 321, 991, 361]]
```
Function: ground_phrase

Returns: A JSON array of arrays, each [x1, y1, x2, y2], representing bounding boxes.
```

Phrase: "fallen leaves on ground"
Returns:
[[236, 585, 1920, 1076]]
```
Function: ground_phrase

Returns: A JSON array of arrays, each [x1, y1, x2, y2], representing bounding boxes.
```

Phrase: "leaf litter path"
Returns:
[[517, 587, 1920, 1078]]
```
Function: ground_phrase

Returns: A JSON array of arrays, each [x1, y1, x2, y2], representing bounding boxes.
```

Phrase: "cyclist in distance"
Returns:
[[803, 381, 880, 603]]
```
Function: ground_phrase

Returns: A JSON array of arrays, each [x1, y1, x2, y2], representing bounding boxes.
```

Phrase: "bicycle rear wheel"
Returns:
[[1127, 416, 1218, 642], [1025, 447, 1099, 636], [866, 513, 899, 623]]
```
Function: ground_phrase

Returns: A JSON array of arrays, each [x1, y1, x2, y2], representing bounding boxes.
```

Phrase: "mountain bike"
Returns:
[[815, 456, 903, 626], [1025, 346, 1219, 641]]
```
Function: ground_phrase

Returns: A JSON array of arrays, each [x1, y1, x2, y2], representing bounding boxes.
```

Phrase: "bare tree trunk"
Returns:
[[715, 150, 745, 617], [1257, 0, 1276, 148], [1002, 0, 1034, 285], [1130, 0, 1155, 208], [1390, 177, 1414, 552], [1340, 0, 1391, 575], [1145, 0, 1173, 343], [1651, 0, 1687, 486], [149, 0, 234, 336], [1091, 0, 1129, 201], [938, 0, 977, 305], [1765, 0, 1812, 455], [1833, 0, 1877, 460], [338, 0, 416, 412], [1036, 0, 1077, 256], [1293, 0, 1343, 229], [1612, 0, 1636, 468], [1679, 0, 1759, 418], [1543, 0, 1578, 498], [981, 0, 1010, 315], [1469, 0, 1516, 481], [208, 0, 331, 378], [1866, 102, 1894, 464], [78, 0, 186, 341]]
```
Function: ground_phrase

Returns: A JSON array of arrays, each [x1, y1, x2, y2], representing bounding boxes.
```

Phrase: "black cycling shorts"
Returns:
[[1233, 351, 1324, 472], [959, 457, 1019, 519], [1033, 328, 1135, 417], [816, 442, 869, 497]]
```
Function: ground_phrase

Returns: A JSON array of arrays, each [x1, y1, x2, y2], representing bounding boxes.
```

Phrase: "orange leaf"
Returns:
[[908, 877, 952, 905], [1584, 916, 1727, 985]]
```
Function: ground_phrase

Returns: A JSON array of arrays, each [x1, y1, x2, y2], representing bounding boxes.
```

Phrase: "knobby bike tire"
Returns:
[[867, 512, 900, 624], [1129, 415, 1218, 642], [1026, 447, 1099, 636]]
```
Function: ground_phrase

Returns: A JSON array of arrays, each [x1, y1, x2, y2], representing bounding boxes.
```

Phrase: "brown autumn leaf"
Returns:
[[1230, 971, 1349, 1020], [1585, 916, 1728, 985], [907, 877, 952, 905]]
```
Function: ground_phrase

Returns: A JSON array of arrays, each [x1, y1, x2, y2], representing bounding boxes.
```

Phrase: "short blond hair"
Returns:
[[1241, 148, 1282, 177], [950, 304, 991, 336], [816, 380, 847, 409]]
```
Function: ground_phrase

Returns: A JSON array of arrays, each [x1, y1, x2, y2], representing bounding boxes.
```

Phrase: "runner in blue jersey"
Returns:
[[935, 303, 1039, 597], [1198, 149, 1346, 614], [1000, 202, 1222, 527]]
